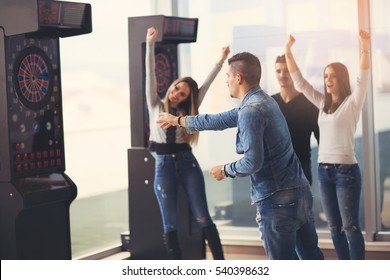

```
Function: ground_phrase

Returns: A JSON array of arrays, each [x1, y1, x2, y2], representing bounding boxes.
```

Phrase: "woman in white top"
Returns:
[[284, 30, 371, 259], [146, 26, 230, 259]]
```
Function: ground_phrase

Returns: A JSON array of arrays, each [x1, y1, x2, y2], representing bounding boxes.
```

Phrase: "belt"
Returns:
[[148, 142, 191, 154], [319, 163, 341, 168]]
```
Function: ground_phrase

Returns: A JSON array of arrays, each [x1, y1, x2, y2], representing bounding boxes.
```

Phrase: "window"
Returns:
[[63, 0, 389, 258], [371, 0, 390, 233], [179, 0, 389, 240], [61, 1, 153, 258]]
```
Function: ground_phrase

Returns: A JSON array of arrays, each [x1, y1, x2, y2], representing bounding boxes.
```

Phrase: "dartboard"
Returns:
[[13, 46, 53, 110], [154, 44, 177, 99], [155, 52, 171, 95]]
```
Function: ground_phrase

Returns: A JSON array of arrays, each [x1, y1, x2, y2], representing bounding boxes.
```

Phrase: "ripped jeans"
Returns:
[[256, 187, 324, 260], [318, 163, 365, 259], [153, 150, 213, 233]]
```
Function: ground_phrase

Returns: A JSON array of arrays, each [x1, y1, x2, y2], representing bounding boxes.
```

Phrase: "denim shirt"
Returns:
[[185, 85, 309, 204]]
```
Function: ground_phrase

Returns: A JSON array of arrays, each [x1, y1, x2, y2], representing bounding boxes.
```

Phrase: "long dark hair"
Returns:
[[163, 76, 200, 144], [323, 62, 351, 114]]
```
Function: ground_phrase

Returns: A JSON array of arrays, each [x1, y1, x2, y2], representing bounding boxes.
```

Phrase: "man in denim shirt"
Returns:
[[157, 52, 323, 260]]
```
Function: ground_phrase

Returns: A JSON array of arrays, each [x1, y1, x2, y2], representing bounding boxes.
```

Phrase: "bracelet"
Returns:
[[177, 116, 182, 127]]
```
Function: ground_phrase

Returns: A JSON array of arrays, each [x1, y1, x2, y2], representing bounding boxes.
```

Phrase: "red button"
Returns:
[[16, 164, 22, 172]]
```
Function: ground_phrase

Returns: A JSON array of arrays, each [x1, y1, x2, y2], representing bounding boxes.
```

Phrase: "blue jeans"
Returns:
[[256, 187, 324, 260], [318, 163, 365, 259], [153, 150, 213, 233]]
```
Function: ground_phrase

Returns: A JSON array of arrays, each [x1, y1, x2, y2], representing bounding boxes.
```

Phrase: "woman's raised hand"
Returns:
[[359, 30, 370, 51], [220, 46, 230, 65], [285, 34, 296, 52], [146, 26, 158, 43]]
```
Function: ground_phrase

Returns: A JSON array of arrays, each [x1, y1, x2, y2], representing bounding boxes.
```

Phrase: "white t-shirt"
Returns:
[[291, 69, 369, 164]]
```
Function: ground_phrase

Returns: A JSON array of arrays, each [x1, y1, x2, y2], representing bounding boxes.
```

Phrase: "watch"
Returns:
[[220, 165, 228, 178]]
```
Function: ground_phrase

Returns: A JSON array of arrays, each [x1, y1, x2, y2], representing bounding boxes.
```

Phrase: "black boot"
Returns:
[[163, 231, 182, 260], [203, 224, 225, 260]]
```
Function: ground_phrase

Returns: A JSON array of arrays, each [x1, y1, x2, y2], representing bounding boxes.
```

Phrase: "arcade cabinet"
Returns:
[[0, 0, 92, 259], [127, 15, 205, 259]]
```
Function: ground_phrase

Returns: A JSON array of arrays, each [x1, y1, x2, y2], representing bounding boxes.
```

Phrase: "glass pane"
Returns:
[[61, 1, 153, 258], [371, 0, 390, 232], [183, 0, 360, 232]]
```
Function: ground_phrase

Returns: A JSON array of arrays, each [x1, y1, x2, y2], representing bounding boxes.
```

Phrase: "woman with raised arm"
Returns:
[[145, 26, 230, 260], [284, 30, 370, 259]]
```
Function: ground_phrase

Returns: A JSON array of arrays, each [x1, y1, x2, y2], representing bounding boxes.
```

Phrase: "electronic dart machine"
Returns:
[[128, 15, 204, 259], [0, 0, 91, 259]]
